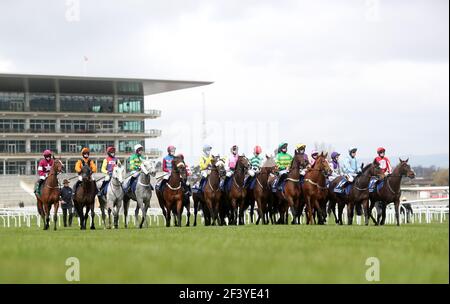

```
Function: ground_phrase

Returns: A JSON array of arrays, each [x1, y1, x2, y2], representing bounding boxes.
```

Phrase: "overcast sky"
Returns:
[[0, 0, 448, 164]]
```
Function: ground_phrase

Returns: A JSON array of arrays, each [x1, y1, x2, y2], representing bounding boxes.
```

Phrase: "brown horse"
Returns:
[[222, 156, 251, 225], [300, 153, 332, 225], [156, 156, 187, 227], [36, 158, 64, 230], [193, 156, 226, 226], [328, 160, 383, 225], [73, 165, 98, 230], [273, 154, 309, 224], [250, 156, 277, 225], [369, 159, 415, 226]]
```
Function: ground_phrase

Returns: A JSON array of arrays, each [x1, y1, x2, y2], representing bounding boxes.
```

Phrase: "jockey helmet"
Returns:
[[349, 148, 358, 155], [296, 144, 306, 151], [167, 145, 176, 153], [311, 150, 319, 157], [231, 145, 239, 153], [81, 147, 90, 155], [203, 144, 212, 153], [254, 145, 262, 155], [43, 150, 52, 157], [134, 144, 144, 153], [377, 147, 386, 154], [107, 146, 116, 154], [331, 151, 340, 159], [278, 143, 288, 152]]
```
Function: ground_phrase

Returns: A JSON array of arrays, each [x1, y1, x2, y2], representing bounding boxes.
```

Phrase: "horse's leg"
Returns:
[[314, 199, 324, 225], [139, 201, 147, 229], [123, 198, 129, 229], [193, 196, 199, 227], [90, 204, 96, 230], [165, 202, 172, 227], [185, 197, 191, 227], [375, 202, 383, 226], [337, 202, 344, 225], [394, 199, 400, 226], [53, 201, 59, 231], [347, 201, 354, 225], [381, 204, 387, 226], [107, 208, 112, 229], [238, 199, 245, 226], [362, 199, 370, 226], [176, 198, 183, 228], [42, 203, 50, 230], [368, 200, 378, 225], [255, 197, 262, 225], [135, 200, 142, 229], [101, 206, 107, 229]]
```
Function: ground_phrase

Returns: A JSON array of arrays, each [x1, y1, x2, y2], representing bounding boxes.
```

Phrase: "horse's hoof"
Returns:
[[90, 226, 96, 230], [186, 223, 190, 227]]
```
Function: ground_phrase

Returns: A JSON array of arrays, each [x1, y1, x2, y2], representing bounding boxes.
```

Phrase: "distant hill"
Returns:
[[361, 153, 449, 168]]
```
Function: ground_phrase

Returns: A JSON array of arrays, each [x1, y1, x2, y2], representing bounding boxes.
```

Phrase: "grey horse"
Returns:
[[123, 159, 156, 228], [98, 162, 125, 229]]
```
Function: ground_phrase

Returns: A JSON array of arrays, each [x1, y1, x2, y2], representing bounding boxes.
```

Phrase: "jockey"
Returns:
[[73, 147, 97, 192], [124, 144, 145, 192], [159, 145, 176, 191], [35, 149, 54, 194], [273, 142, 293, 192], [329, 151, 343, 181], [309, 150, 320, 167], [222, 145, 239, 191], [198, 144, 213, 191], [295, 143, 310, 176], [374, 147, 392, 175], [98, 146, 118, 196], [342, 147, 361, 182], [250, 145, 263, 171]]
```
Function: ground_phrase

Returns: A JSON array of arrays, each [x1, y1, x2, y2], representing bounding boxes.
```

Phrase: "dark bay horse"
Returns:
[[222, 156, 251, 225], [251, 157, 277, 225], [369, 159, 415, 226], [73, 165, 98, 230], [300, 153, 332, 225], [193, 156, 226, 226], [273, 154, 308, 224], [156, 156, 187, 227], [328, 160, 382, 225], [36, 158, 64, 230]]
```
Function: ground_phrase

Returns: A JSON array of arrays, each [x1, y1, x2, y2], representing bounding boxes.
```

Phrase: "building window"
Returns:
[[119, 140, 145, 153], [118, 96, 144, 113], [118, 121, 144, 133], [31, 140, 57, 154], [29, 94, 56, 112], [60, 95, 114, 113], [0, 140, 26, 153], [117, 82, 143, 95], [61, 140, 114, 154], [6, 161, 27, 175], [60, 120, 114, 133], [0, 92, 25, 112], [0, 119, 25, 133], [30, 120, 56, 133]]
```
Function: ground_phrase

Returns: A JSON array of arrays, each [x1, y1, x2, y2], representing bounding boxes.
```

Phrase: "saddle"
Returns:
[[369, 178, 384, 193], [333, 178, 352, 195]]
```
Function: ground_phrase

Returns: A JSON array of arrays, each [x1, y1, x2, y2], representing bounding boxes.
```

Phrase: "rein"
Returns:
[[304, 178, 328, 190]]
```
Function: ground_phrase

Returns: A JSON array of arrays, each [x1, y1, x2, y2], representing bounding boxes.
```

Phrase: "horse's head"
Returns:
[[52, 158, 64, 174], [293, 153, 308, 170], [362, 160, 383, 179], [211, 155, 227, 177], [397, 158, 416, 179], [314, 152, 332, 176], [112, 161, 125, 183], [261, 154, 277, 175], [81, 164, 92, 180], [237, 155, 251, 175], [172, 156, 188, 180], [141, 159, 156, 177]]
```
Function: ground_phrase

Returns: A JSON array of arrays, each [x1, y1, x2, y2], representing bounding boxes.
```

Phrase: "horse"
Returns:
[[156, 156, 188, 227], [193, 156, 226, 226], [369, 159, 415, 226], [98, 162, 125, 229], [222, 155, 251, 225], [273, 154, 308, 224], [73, 165, 98, 230], [36, 158, 64, 230], [328, 160, 382, 225], [123, 159, 156, 229], [300, 153, 332, 225], [250, 156, 277, 225]]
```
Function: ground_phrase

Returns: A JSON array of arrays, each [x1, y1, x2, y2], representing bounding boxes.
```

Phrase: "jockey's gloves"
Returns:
[[248, 169, 255, 177], [201, 171, 208, 178], [39, 175, 46, 180], [105, 175, 111, 181], [226, 171, 233, 177]]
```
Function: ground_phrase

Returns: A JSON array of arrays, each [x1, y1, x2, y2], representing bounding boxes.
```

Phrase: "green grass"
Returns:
[[0, 218, 448, 284]]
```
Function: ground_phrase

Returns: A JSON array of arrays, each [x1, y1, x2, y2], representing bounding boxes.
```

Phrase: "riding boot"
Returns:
[[277, 174, 287, 192], [73, 181, 81, 193]]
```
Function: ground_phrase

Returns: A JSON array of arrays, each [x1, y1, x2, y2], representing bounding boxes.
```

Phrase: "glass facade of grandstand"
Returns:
[[0, 75, 165, 175]]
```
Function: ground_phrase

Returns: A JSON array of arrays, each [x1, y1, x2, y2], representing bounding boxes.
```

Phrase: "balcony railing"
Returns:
[[0, 128, 162, 136]]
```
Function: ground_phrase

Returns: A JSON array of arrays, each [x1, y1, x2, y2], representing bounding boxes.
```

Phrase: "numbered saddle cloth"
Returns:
[[369, 178, 384, 193]]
